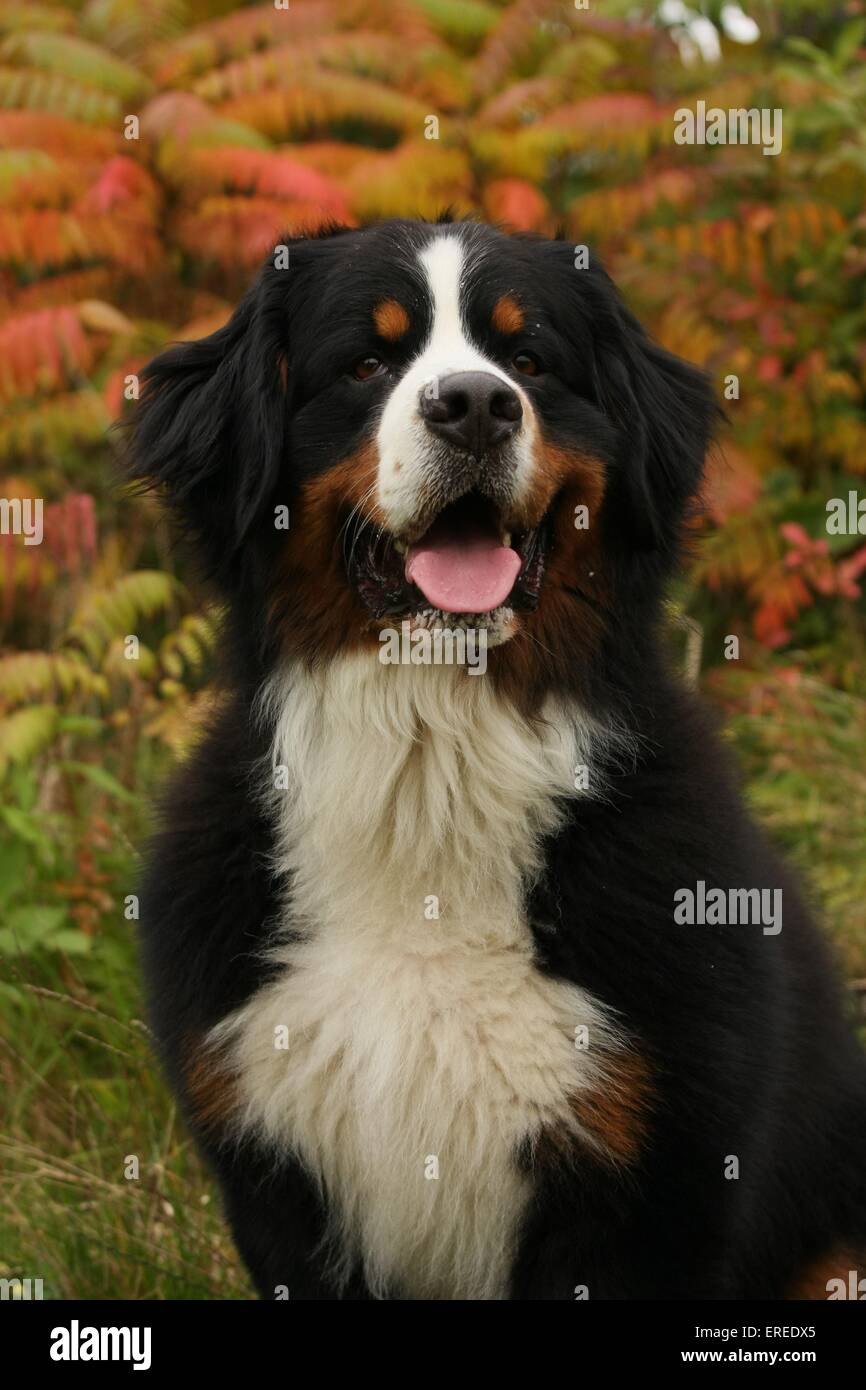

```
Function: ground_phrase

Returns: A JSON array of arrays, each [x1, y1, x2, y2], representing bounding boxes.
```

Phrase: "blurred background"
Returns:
[[0, 0, 864, 1298]]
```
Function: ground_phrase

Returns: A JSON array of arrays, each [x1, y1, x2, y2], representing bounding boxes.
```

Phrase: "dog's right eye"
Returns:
[[353, 355, 388, 381], [511, 351, 541, 377]]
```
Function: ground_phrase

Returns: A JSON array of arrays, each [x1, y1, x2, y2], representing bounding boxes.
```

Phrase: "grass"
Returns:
[[0, 667, 864, 1299], [0, 767, 253, 1300], [0, 943, 252, 1299], [709, 666, 866, 981]]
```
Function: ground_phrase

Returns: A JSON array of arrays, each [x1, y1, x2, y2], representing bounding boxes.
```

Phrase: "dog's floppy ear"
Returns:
[[127, 268, 287, 581], [593, 281, 721, 554]]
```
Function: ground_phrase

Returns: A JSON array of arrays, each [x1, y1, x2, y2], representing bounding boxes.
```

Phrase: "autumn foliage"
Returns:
[[1, 0, 865, 773], [1, 0, 865, 1303]]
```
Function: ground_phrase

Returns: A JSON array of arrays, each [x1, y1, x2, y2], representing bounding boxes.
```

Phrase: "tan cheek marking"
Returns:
[[489, 442, 609, 713], [787, 1250, 864, 1299], [183, 1034, 239, 1135], [270, 442, 388, 661], [518, 439, 607, 532], [492, 294, 524, 335], [374, 298, 410, 342], [294, 442, 384, 524]]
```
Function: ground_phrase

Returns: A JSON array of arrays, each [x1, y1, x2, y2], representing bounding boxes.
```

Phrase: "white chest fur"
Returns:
[[211, 655, 620, 1299]]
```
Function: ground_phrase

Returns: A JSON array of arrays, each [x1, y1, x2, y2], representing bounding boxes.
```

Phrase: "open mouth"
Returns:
[[348, 491, 549, 621]]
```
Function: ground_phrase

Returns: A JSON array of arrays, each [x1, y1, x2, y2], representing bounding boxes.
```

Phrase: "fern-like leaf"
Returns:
[[182, 146, 350, 219], [0, 651, 107, 708], [152, 3, 318, 86], [0, 32, 152, 101], [0, 109, 118, 157], [0, 702, 57, 778], [345, 140, 472, 220], [192, 35, 418, 104], [173, 195, 348, 268], [219, 71, 429, 142], [0, 208, 159, 273], [400, 0, 498, 54], [65, 571, 186, 664], [80, 0, 188, 62], [159, 610, 221, 681], [0, 67, 122, 125], [0, 148, 87, 207], [0, 306, 95, 404]]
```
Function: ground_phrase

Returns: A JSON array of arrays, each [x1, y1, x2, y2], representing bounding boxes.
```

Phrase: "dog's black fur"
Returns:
[[130, 219, 866, 1299]]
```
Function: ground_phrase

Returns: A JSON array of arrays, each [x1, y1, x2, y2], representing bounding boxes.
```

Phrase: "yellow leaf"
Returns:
[[77, 299, 135, 335]]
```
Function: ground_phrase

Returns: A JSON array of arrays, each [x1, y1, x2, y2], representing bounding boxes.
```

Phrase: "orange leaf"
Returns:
[[483, 178, 549, 232]]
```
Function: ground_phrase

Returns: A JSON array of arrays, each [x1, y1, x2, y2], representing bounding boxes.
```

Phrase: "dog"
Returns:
[[129, 218, 866, 1300]]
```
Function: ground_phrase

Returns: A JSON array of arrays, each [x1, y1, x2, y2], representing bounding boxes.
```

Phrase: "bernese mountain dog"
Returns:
[[129, 217, 866, 1301]]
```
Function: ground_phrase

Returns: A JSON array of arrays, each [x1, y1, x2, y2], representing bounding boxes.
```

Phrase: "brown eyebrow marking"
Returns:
[[373, 298, 411, 341], [492, 294, 524, 335]]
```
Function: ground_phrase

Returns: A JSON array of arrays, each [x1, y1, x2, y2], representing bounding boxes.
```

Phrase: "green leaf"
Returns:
[[48, 929, 93, 955], [0, 804, 55, 853], [0, 838, 29, 906], [56, 715, 106, 738], [0, 904, 66, 953], [7, 762, 37, 811], [0, 704, 57, 779], [783, 37, 831, 66], [833, 19, 866, 69]]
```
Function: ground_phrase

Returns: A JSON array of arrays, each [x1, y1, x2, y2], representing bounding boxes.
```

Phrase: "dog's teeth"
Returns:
[[394, 539, 407, 555], [501, 532, 512, 547]]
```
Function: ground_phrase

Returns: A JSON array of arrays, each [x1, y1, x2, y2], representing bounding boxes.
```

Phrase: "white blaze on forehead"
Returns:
[[376, 234, 537, 536], [418, 235, 470, 360]]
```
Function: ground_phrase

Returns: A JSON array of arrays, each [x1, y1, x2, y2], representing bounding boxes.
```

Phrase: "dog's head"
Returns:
[[130, 219, 718, 703]]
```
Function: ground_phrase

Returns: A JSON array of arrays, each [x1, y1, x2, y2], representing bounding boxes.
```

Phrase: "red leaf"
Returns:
[[483, 178, 548, 232], [756, 355, 782, 383]]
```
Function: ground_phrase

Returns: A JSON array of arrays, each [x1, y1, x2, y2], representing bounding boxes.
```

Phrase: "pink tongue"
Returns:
[[405, 518, 522, 614]]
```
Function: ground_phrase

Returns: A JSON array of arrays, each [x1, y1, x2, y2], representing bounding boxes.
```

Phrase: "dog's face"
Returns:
[[132, 219, 717, 705]]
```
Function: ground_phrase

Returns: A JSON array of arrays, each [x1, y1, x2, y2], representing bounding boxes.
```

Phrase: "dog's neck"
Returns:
[[259, 652, 605, 939]]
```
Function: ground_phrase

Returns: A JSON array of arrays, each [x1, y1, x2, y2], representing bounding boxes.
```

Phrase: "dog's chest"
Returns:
[[214, 659, 613, 1299], [226, 920, 605, 1298]]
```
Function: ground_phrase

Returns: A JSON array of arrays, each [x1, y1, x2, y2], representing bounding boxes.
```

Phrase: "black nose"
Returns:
[[418, 371, 522, 458]]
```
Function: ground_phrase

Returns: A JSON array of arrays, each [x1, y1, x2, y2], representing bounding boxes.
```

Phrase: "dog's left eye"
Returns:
[[512, 351, 541, 377], [353, 355, 388, 381]]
